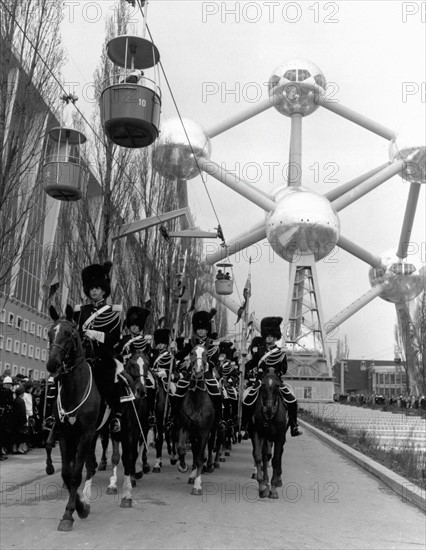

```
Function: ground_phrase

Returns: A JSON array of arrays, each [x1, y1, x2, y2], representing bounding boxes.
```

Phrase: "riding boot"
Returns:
[[287, 401, 303, 437]]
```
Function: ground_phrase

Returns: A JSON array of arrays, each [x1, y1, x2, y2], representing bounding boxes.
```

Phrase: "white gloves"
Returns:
[[85, 330, 105, 343]]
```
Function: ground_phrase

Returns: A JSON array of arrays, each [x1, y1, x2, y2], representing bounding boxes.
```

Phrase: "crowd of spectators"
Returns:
[[334, 391, 426, 412], [0, 371, 55, 460]]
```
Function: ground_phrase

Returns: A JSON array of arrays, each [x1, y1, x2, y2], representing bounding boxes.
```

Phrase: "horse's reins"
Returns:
[[51, 321, 93, 424]]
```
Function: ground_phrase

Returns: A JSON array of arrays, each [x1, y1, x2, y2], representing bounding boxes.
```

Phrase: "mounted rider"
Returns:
[[116, 306, 151, 362], [243, 317, 302, 437], [74, 261, 122, 433], [171, 310, 223, 427]]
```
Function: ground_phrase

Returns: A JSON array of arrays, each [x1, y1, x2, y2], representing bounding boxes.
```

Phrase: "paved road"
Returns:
[[0, 428, 424, 550]]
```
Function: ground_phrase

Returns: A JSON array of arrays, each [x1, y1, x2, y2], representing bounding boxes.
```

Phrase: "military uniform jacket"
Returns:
[[116, 334, 151, 361], [74, 300, 121, 357], [248, 342, 288, 379], [150, 349, 174, 373]]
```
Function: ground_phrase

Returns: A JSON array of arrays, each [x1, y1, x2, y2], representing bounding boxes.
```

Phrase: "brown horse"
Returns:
[[251, 368, 288, 499], [46, 305, 101, 531], [176, 345, 216, 495]]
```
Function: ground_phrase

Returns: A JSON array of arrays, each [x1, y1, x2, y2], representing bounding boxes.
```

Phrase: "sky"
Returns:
[[59, 0, 426, 361]]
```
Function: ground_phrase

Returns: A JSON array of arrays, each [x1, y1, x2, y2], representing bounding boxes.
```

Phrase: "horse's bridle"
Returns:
[[49, 321, 84, 377]]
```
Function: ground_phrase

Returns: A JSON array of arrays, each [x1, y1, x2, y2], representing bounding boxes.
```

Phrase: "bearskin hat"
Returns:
[[154, 328, 170, 346], [125, 307, 150, 329], [192, 310, 212, 332], [250, 336, 263, 354], [219, 341, 235, 360], [260, 317, 283, 339], [82, 262, 112, 298], [174, 337, 184, 351]]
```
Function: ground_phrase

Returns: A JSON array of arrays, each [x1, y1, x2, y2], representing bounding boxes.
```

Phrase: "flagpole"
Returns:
[[238, 261, 251, 434], [164, 249, 188, 425]]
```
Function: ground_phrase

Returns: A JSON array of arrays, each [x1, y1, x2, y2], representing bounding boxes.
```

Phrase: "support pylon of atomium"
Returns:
[[153, 59, 426, 400]]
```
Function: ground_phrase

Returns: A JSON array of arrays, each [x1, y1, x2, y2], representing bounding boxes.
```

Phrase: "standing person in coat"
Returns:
[[74, 261, 122, 433], [12, 385, 28, 454]]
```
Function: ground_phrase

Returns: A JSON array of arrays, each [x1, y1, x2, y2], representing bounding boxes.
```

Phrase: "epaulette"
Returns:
[[111, 305, 122, 312]]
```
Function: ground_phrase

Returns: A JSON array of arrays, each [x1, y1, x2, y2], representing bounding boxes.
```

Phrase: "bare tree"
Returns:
[[411, 292, 426, 395], [0, 0, 65, 297], [335, 334, 350, 362]]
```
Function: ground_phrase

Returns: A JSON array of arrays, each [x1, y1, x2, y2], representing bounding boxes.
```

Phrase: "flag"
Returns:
[[235, 274, 251, 324], [188, 280, 197, 312], [46, 273, 60, 301]]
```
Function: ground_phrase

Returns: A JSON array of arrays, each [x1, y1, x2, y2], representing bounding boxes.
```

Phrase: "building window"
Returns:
[[21, 342, 27, 356], [304, 387, 312, 399], [0, 309, 5, 323], [43, 327, 48, 340], [4, 363, 11, 372], [7, 312, 14, 326], [40, 371, 46, 380], [34, 370, 39, 380], [16, 316, 22, 329], [41, 349, 47, 362], [37, 324, 42, 338], [360, 360, 366, 371], [30, 322, 35, 335], [6, 338, 12, 351], [14, 340, 20, 353], [0, 362, 2, 373], [28, 345, 34, 358], [23, 319, 29, 332], [12, 364, 18, 376], [0, 335, 3, 349], [19, 366, 26, 375], [35, 347, 40, 360]]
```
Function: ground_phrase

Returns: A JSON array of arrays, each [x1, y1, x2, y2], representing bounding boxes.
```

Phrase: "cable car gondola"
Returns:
[[215, 263, 233, 295], [100, 35, 161, 148]]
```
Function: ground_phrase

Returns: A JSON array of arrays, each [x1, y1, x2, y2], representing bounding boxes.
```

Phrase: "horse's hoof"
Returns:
[[259, 486, 269, 499], [106, 487, 118, 495], [219, 457, 226, 462], [225, 451, 230, 457], [153, 467, 161, 473], [276, 479, 283, 488], [170, 457, 177, 466], [46, 464, 54, 475], [213, 462, 220, 469], [191, 488, 202, 496], [120, 498, 132, 508], [131, 479, 136, 488], [58, 519, 74, 531], [178, 464, 188, 473], [77, 503, 90, 519], [97, 461, 107, 471], [188, 477, 195, 484], [203, 465, 214, 474], [269, 489, 279, 499], [134, 471, 143, 480], [143, 464, 151, 474]]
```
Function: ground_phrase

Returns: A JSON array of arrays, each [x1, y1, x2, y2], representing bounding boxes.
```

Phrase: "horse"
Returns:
[[148, 367, 178, 473], [104, 350, 151, 507], [176, 345, 216, 495], [45, 305, 101, 531], [251, 368, 288, 499]]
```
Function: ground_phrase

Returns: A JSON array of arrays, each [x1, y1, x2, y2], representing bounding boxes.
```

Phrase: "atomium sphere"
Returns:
[[368, 250, 426, 303], [389, 125, 426, 183], [268, 59, 326, 117], [152, 117, 211, 180], [266, 186, 340, 262]]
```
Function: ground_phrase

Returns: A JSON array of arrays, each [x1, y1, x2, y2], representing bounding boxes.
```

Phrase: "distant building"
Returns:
[[332, 359, 408, 397]]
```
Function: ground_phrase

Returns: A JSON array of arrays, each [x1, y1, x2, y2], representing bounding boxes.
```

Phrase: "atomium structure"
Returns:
[[153, 58, 425, 400]]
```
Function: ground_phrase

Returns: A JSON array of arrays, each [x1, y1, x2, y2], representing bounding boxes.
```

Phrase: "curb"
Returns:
[[299, 419, 426, 513]]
